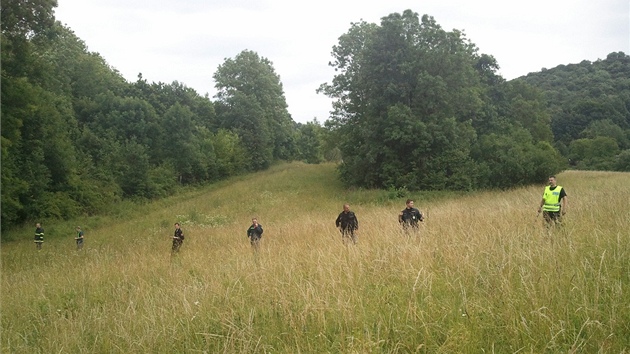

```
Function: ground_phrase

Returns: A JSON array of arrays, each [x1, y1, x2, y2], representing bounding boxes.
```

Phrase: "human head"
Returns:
[[76, 226, 81, 230], [406, 199, 414, 208], [548, 176, 557, 187], [36, 223, 41, 228], [252, 217, 258, 225], [343, 203, 350, 212], [174, 222, 180, 229]]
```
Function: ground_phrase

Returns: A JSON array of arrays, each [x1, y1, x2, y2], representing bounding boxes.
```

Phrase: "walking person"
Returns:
[[247, 218, 263, 251], [537, 175, 568, 228], [75, 226, 85, 250], [399, 199, 424, 234], [335, 203, 359, 245], [34, 223, 44, 250], [172, 222, 185, 253]]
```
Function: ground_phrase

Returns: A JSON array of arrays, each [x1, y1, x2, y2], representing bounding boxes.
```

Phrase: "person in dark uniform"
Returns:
[[172, 223, 184, 253], [335, 203, 359, 245], [399, 199, 424, 233], [75, 226, 84, 250], [247, 218, 263, 251], [34, 223, 44, 250]]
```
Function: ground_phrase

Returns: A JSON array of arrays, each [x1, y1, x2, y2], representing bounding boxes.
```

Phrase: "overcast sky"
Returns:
[[54, 0, 629, 123]]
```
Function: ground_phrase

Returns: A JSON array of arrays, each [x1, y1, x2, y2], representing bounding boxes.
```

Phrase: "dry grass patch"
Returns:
[[2, 164, 629, 353]]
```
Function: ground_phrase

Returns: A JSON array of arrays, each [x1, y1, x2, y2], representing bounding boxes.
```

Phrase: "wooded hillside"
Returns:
[[2, 3, 627, 231]]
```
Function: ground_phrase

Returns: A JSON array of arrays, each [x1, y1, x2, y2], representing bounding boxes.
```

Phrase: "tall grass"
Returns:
[[2, 163, 629, 353]]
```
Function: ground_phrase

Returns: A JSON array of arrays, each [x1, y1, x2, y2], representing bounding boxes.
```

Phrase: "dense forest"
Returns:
[[319, 10, 629, 190], [519, 53, 630, 170], [2, 2, 628, 231], [1, 0, 327, 231]]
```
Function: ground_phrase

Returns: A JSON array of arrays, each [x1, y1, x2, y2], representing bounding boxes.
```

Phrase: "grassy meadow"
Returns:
[[1, 162, 629, 353]]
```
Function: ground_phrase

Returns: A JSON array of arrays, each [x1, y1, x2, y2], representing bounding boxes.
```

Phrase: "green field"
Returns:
[[2, 162, 629, 353]]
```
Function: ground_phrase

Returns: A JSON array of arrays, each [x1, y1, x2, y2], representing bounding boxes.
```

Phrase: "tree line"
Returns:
[[2, 3, 628, 232], [519, 52, 630, 171], [1, 0, 330, 231], [319, 10, 629, 192], [319, 11, 564, 191]]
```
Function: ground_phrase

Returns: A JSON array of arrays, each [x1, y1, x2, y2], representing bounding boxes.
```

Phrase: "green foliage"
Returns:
[[520, 52, 630, 170], [614, 149, 630, 171], [1, 63, 82, 226], [568, 136, 620, 170], [498, 80, 554, 142], [0, 140, 28, 226], [213, 50, 298, 169], [296, 120, 325, 164], [1, 0, 57, 39], [147, 163, 177, 198], [7, 0, 624, 233], [129, 78, 216, 122], [36, 191, 81, 220], [69, 177, 121, 216], [161, 103, 209, 183], [321, 10, 558, 191], [112, 140, 152, 198], [473, 130, 565, 189], [211, 129, 247, 178], [582, 119, 629, 149], [385, 185, 408, 200], [2, 6, 296, 230], [215, 91, 273, 170]]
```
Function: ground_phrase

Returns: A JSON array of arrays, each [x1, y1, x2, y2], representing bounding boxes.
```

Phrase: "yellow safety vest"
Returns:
[[542, 185, 563, 212]]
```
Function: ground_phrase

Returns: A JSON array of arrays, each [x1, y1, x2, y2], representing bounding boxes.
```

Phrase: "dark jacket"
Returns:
[[34, 227, 44, 241], [400, 207, 423, 228], [174, 228, 184, 241], [247, 224, 263, 240], [336, 211, 358, 231]]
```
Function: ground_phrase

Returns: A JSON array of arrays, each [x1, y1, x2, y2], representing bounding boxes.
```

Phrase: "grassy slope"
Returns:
[[2, 162, 629, 353]]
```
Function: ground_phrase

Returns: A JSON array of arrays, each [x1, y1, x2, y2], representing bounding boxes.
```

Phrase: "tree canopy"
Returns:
[[2, 3, 626, 232], [1, 4, 301, 231], [213, 50, 297, 170], [319, 10, 563, 191], [518, 52, 630, 171]]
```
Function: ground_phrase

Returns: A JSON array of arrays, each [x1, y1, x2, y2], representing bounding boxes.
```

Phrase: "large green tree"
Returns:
[[1, 0, 250, 231], [213, 50, 296, 170], [320, 10, 563, 190], [320, 11, 484, 189], [296, 120, 325, 164], [1, 0, 87, 226]]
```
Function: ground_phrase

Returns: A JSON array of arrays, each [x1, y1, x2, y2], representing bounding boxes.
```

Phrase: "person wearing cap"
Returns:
[[335, 203, 359, 245], [75, 226, 85, 250], [399, 199, 424, 233], [537, 175, 568, 228], [34, 223, 44, 250], [172, 222, 185, 253]]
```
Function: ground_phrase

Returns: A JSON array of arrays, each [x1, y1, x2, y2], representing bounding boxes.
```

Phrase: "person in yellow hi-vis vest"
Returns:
[[537, 175, 568, 227]]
